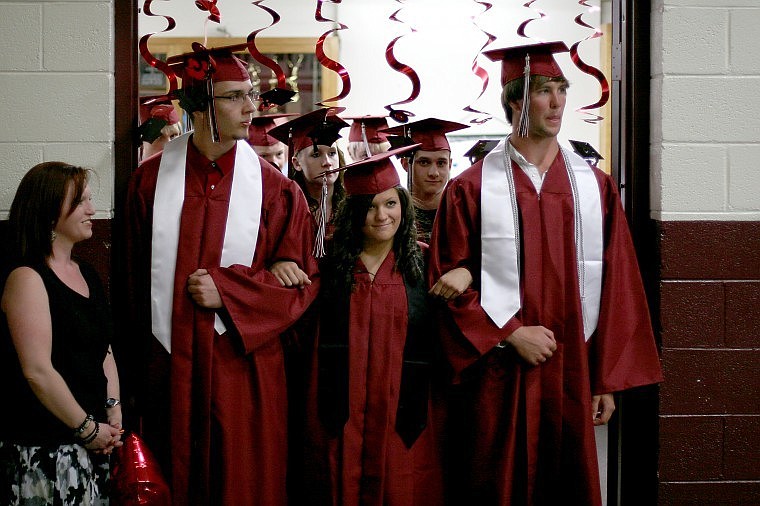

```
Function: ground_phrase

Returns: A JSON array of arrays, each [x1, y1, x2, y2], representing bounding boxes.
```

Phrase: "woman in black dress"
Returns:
[[0, 162, 123, 505]]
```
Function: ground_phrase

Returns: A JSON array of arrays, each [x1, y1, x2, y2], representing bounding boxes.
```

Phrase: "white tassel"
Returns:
[[312, 175, 329, 258], [517, 54, 531, 137]]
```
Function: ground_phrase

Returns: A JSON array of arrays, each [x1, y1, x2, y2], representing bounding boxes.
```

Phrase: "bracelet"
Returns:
[[80, 421, 100, 445], [73, 414, 94, 436]]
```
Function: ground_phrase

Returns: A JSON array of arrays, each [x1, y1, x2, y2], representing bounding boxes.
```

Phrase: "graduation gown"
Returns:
[[304, 251, 444, 506], [427, 152, 663, 506], [125, 139, 320, 506]]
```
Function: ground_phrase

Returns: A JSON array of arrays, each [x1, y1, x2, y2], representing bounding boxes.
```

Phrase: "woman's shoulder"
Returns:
[[1, 265, 47, 311]]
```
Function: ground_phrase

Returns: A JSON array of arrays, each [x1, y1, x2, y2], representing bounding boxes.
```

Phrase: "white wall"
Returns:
[[651, 0, 760, 221], [0, 1, 114, 220], [140, 0, 607, 175]]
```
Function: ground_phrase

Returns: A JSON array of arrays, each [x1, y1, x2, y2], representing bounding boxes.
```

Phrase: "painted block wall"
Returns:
[[651, 0, 760, 221], [0, 1, 114, 221], [652, 1, 760, 504]]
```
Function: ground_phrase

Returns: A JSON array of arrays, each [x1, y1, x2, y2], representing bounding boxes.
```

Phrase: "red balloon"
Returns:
[[111, 433, 171, 506]]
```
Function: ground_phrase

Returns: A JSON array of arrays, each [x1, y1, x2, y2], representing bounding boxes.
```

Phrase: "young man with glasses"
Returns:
[[124, 45, 318, 506]]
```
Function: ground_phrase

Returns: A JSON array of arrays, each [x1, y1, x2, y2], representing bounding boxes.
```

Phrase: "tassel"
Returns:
[[207, 79, 220, 143], [312, 175, 329, 258], [517, 54, 531, 137], [361, 123, 371, 159]]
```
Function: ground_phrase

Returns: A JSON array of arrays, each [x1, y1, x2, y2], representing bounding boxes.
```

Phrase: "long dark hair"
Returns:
[[323, 185, 424, 300], [6, 162, 89, 265]]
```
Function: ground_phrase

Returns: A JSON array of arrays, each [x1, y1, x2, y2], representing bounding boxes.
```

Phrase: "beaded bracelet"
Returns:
[[73, 414, 94, 436], [80, 421, 100, 445]]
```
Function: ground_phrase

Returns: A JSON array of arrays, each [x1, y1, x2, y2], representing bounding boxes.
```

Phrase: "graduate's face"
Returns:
[[253, 142, 288, 172], [410, 149, 451, 199], [293, 145, 340, 186], [362, 187, 402, 248], [54, 183, 95, 245], [211, 80, 256, 142], [520, 79, 568, 139]]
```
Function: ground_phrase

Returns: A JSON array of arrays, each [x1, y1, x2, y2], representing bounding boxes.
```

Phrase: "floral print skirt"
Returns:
[[0, 441, 110, 505]]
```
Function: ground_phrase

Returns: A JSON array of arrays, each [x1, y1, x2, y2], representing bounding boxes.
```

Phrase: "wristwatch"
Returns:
[[105, 397, 121, 409]]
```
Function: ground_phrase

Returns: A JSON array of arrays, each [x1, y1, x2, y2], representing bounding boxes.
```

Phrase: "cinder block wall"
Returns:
[[651, 1, 760, 504], [0, 1, 114, 281]]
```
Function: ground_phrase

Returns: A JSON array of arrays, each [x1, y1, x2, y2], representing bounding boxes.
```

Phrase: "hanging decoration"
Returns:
[[314, 0, 352, 106], [194, 1, 220, 23], [383, 1, 420, 124], [516, 0, 548, 39], [194, 0, 221, 46], [463, 1, 496, 124], [570, 1, 609, 124], [138, 0, 178, 92], [247, 1, 297, 111]]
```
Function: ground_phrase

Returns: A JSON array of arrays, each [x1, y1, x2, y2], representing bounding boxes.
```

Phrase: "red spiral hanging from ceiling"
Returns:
[[463, 1, 496, 124], [138, 0, 178, 92], [383, 1, 420, 123], [570, 1, 610, 124], [314, 0, 352, 106]]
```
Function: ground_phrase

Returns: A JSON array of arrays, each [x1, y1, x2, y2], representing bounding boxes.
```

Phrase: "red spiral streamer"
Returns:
[[314, 0, 351, 106], [383, 3, 420, 123], [570, 2, 609, 123], [463, 1, 496, 124], [517, 0, 547, 39], [139, 0, 178, 92], [247, 1, 287, 91], [195, 0, 220, 23]]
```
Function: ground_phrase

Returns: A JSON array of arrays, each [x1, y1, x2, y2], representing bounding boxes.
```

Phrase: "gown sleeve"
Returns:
[[208, 171, 321, 355], [427, 168, 523, 379], [588, 172, 664, 393]]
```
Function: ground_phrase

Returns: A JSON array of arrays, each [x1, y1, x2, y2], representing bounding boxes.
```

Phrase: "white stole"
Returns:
[[151, 132, 262, 352], [480, 137, 603, 340]]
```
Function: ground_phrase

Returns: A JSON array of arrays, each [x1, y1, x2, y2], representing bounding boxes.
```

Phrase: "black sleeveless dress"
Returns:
[[0, 260, 113, 505], [0, 260, 112, 446]]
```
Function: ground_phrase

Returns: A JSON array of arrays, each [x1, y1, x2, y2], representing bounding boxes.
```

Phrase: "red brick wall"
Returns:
[[657, 221, 760, 505]]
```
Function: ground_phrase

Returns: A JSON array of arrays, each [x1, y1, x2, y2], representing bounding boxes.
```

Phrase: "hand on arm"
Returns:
[[504, 325, 557, 366], [592, 393, 615, 426], [429, 267, 473, 301], [269, 260, 312, 288], [187, 269, 223, 308]]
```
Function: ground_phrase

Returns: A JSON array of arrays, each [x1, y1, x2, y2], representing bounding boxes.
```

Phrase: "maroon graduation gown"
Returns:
[[304, 251, 444, 506], [427, 153, 663, 506], [126, 140, 320, 506]]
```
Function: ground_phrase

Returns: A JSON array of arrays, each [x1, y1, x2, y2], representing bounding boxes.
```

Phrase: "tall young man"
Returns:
[[427, 41, 663, 505]]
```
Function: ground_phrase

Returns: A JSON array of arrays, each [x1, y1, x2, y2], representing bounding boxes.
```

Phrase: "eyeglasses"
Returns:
[[213, 90, 257, 104]]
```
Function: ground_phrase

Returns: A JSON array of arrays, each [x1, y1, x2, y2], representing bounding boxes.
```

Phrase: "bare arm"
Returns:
[[103, 346, 122, 430], [2, 267, 122, 453]]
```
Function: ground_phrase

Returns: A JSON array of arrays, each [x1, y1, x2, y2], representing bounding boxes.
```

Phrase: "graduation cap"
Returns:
[[379, 117, 468, 152], [267, 107, 349, 155], [247, 113, 297, 147], [483, 41, 569, 137], [166, 42, 250, 143], [257, 87, 297, 111], [569, 140, 603, 166], [464, 139, 500, 164], [138, 99, 181, 144], [320, 143, 421, 196]]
